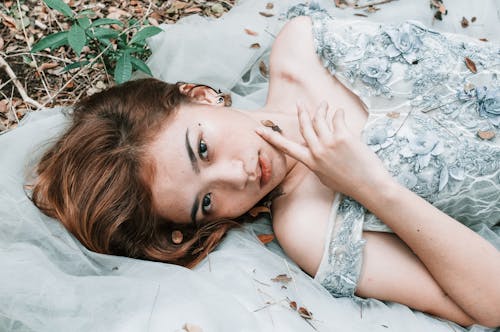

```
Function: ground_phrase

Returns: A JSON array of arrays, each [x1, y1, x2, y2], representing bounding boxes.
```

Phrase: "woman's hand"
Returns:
[[256, 101, 394, 201]]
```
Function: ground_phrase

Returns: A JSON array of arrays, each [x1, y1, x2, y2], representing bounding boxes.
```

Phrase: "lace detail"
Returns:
[[316, 198, 366, 298]]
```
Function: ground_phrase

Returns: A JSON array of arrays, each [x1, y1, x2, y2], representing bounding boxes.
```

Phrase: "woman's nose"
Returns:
[[209, 159, 248, 190]]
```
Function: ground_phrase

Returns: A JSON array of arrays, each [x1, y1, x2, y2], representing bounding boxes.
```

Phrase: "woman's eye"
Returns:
[[202, 193, 212, 213], [198, 138, 208, 160]]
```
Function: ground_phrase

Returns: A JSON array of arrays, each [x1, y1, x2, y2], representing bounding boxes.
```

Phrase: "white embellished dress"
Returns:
[[287, 5, 500, 299]]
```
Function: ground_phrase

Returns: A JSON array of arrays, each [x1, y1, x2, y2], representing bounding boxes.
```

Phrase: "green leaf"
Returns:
[[89, 27, 119, 39], [130, 56, 152, 76], [62, 60, 90, 72], [43, 0, 73, 18], [90, 18, 123, 28], [77, 17, 91, 30], [129, 26, 163, 45], [31, 31, 68, 52], [114, 52, 132, 84], [68, 24, 87, 56], [77, 9, 97, 18]]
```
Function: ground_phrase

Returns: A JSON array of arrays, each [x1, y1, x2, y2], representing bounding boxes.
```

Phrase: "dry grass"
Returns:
[[0, 0, 235, 132]]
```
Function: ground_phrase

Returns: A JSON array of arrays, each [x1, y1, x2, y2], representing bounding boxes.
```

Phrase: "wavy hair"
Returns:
[[31, 78, 241, 267]]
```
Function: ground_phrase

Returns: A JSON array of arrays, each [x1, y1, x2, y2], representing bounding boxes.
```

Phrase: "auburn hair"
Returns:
[[31, 78, 241, 268]]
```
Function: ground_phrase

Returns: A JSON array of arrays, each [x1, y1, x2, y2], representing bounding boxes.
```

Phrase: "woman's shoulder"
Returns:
[[269, 16, 317, 80]]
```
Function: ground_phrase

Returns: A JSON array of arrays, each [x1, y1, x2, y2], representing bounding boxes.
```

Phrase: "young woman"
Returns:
[[32, 5, 500, 327]]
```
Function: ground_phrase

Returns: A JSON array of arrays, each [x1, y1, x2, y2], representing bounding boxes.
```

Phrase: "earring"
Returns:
[[216, 95, 224, 104], [171, 230, 183, 244]]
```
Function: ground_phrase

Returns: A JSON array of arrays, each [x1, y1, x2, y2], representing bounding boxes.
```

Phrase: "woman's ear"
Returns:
[[178, 83, 224, 106]]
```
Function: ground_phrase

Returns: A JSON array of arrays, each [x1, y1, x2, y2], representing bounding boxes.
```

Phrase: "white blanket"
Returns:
[[1, 0, 499, 331]]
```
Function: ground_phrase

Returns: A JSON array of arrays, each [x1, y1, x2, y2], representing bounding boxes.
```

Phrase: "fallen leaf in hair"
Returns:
[[464, 57, 477, 73], [244, 28, 258, 36], [471, 16, 476, 23], [298, 306, 313, 319], [479, 38, 488, 42], [271, 274, 292, 283], [266, 3, 274, 9], [461, 16, 469, 28], [289, 301, 297, 310], [259, 11, 274, 17], [249, 205, 271, 217], [386, 112, 400, 119], [259, 61, 269, 78], [172, 230, 183, 244], [477, 130, 495, 140], [183, 323, 203, 332], [354, 13, 368, 17], [250, 43, 261, 49], [257, 234, 275, 244]]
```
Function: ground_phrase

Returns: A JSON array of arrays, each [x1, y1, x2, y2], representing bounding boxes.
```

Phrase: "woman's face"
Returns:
[[148, 102, 288, 225]]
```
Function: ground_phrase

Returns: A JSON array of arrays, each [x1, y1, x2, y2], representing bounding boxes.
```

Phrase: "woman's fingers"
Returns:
[[332, 107, 347, 133], [311, 101, 332, 140], [296, 101, 321, 149], [255, 127, 311, 164]]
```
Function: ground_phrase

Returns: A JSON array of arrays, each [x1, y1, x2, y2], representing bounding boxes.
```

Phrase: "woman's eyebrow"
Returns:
[[190, 196, 199, 225], [185, 128, 200, 174], [185, 128, 200, 224]]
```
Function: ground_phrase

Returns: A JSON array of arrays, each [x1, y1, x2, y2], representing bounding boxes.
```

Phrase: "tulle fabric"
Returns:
[[1, 0, 499, 331]]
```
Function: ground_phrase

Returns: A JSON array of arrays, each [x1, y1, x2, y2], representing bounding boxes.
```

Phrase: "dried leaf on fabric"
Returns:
[[257, 234, 275, 244], [259, 60, 269, 78], [464, 57, 477, 73], [461, 16, 469, 28], [259, 11, 274, 17], [244, 28, 258, 36], [182, 323, 203, 332], [386, 112, 400, 118], [298, 306, 313, 319], [271, 274, 292, 284], [477, 130, 495, 140], [249, 206, 271, 217]]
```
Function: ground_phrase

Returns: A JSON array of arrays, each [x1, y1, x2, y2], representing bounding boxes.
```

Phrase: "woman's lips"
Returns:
[[259, 154, 271, 187]]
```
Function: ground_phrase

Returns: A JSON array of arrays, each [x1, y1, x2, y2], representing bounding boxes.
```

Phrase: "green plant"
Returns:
[[31, 0, 162, 84]]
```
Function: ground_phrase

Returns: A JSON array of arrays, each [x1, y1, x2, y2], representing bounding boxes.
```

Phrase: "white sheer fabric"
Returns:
[[1, 0, 499, 331]]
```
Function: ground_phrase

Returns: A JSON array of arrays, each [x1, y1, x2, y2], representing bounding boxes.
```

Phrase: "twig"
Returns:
[[0, 54, 43, 109], [354, 0, 397, 9], [17, 0, 53, 101]]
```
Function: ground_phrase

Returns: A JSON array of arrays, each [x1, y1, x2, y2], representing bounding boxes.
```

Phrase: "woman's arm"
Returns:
[[256, 102, 500, 327]]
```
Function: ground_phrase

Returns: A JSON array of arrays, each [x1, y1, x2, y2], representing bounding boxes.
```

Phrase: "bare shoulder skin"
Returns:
[[262, 16, 498, 327]]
